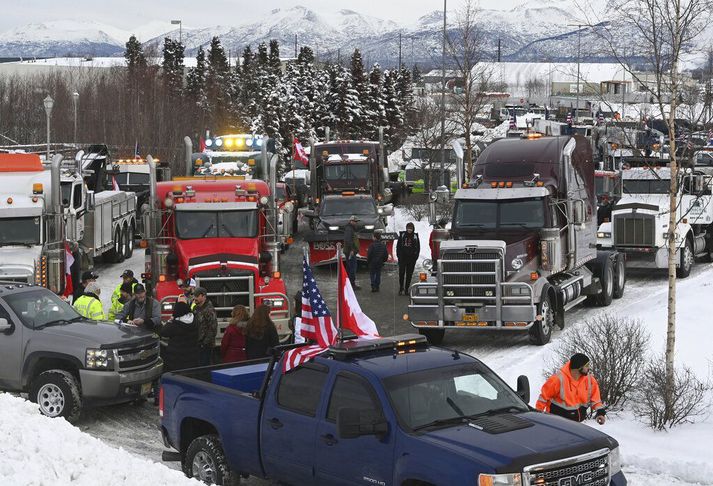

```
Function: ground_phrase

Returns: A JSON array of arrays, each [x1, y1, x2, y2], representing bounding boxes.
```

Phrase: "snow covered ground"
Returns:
[[0, 393, 199, 485]]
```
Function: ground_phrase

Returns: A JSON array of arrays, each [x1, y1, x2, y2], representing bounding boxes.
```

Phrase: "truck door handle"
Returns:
[[321, 434, 338, 446], [268, 418, 283, 430]]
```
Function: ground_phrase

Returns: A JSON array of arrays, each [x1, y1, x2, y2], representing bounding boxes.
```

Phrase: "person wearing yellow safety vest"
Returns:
[[177, 278, 197, 310], [536, 353, 606, 424], [73, 282, 105, 321], [111, 269, 139, 309], [108, 282, 134, 321]]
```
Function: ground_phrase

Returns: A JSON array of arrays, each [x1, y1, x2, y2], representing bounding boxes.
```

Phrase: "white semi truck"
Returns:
[[0, 149, 137, 292]]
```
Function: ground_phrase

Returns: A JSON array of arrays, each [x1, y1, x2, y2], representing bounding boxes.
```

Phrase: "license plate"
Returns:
[[462, 314, 478, 322], [140, 382, 152, 396]]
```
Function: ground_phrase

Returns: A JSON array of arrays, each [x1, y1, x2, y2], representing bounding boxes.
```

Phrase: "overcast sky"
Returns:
[[0, 0, 525, 32]]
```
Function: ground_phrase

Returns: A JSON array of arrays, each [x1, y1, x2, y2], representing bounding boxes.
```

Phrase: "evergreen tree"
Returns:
[[297, 46, 314, 65], [124, 35, 147, 78], [412, 64, 422, 84], [268, 40, 282, 77], [365, 63, 387, 138], [238, 46, 257, 121], [186, 46, 207, 107], [205, 36, 231, 125], [396, 67, 414, 134], [382, 69, 403, 147], [349, 49, 369, 136], [161, 37, 184, 96], [328, 65, 361, 138]]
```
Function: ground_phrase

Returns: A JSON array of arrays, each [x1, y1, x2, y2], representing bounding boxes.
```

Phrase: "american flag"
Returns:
[[508, 109, 517, 130], [282, 257, 337, 373]]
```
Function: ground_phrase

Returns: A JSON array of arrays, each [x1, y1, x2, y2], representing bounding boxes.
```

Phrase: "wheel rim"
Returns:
[[605, 265, 613, 297], [192, 451, 217, 483], [37, 383, 65, 417], [684, 244, 693, 271], [115, 231, 121, 254], [127, 227, 133, 253], [617, 260, 624, 291], [540, 300, 551, 336]]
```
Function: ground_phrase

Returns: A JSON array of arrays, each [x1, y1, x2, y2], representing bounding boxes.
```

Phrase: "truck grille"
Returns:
[[614, 214, 655, 247], [116, 341, 160, 371], [524, 449, 609, 486], [195, 273, 253, 320], [440, 249, 501, 300]]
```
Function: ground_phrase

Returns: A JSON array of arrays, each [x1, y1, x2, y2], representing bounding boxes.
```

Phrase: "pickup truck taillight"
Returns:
[[159, 386, 164, 418]]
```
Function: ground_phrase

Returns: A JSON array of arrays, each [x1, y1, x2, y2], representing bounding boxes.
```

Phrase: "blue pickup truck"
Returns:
[[160, 335, 626, 485]]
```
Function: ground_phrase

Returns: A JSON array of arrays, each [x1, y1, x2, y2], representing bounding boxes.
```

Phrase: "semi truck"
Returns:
[[192, 134, 263, 178], [596, 157, 713, 277], [142, 152, 292, 345], [407, 134, 625, 345], [0, 149, 137, 293], [160, 335, 626, 485]]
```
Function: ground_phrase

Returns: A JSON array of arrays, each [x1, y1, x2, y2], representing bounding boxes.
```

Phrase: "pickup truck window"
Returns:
[[277, 364, 328, 416], [4, 289, 82, 329], [383, 363, 527, 430], [326, 373, 381, 422]]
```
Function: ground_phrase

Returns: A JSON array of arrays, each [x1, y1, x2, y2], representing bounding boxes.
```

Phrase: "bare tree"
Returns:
[[579, 0, 713, 426], [446, 0, 497, 179]]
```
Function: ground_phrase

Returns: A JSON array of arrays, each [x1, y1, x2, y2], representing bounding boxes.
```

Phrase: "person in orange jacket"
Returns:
[[536, 353, 606, 424]]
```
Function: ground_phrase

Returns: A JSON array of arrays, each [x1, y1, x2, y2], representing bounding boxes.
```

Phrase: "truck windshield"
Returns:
[[322, 198, 376, 217], [4, 289, 82, 329], [325, 164, 369, 180], [0, 217, 41, 245], [454, 199, 545, 230], [383, 363, 527, 430], [175, 210, 258, 239], [622, 179, 670, 194]]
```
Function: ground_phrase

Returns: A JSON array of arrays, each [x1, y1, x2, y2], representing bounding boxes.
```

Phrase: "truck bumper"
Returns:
[[619, 246, 671, 269], [79, 358, 163, 402], [407, 303, 537, 329], [611, 471, 627, 485]]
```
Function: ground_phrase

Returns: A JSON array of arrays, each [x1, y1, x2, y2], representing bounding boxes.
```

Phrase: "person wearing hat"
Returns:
[[396, 222, 420, 295], [108, 282, 133, 320], [159, 301, 200, 373], [366, 230, 388, 292], [193, 286, 218, 366], [111, 269, 139, 310], [177, 278, 197, 308], [73, 270, 99, 301], [73, 281, 105, 321], [115, 283, 161, 331], [536, 353, 606, 424], [343, 215, 361, 289]]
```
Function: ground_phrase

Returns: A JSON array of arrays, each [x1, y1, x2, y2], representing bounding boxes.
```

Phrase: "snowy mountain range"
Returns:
[[0, 3, 708, 67]]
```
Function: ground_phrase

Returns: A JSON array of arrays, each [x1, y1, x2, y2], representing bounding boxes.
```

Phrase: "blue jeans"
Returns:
[[370, 268, 382, 290], [348, 254, 358, 286]]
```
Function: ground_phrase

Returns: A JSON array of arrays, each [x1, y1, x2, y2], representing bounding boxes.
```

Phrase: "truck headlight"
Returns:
[[609, 446, 621, 475], [364, 224, 375, 230], [511, 258, 523, 270], [597, 231, 611, 238], [86, 348, 112, 369], [329, 225, 339, 231], [162, 302, 174, 312], [416, 286, 436, 296], [477, 473, 522, 485]]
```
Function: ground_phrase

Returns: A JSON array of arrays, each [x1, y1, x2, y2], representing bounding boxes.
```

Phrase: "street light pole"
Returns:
[[43, 95, 54, 160], [171, 19, 182, 44], [567, 23, 586, 123], [72, 91, 79, 144], [439, 0, 447, 190]]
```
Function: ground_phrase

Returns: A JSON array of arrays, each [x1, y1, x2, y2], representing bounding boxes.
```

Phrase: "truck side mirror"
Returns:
[[0, 317, 12, 334], [337, 408, 388, 439], [86, 191, 96, 211], [302, 209, 316, 219], [572, 199, 586, 225], [516, 375, 530, 404]]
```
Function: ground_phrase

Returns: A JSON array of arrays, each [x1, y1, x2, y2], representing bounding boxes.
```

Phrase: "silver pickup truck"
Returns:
[[0, 281, 163, 422]]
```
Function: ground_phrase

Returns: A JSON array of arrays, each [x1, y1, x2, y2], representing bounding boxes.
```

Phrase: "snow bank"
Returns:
[[0, 393, 199, 485]]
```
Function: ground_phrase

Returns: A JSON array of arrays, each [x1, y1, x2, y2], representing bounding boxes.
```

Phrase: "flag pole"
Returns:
[[336, 242, 342, 341]]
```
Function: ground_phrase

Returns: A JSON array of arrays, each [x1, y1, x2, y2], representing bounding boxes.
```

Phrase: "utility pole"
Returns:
[[497, 38, 501, 62], [439, 0, 447, 189], [171, 19, 182, 45], [398, 32, 402, 70], [294, 33, 298, 58], [72, 91, 79, 144], [567, 24, 585, 123]]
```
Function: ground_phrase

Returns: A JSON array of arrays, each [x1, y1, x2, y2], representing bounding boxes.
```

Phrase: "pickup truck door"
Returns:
[[260, 363, 329, 485], [0, 302, 22, 389], [314, 372, 395, 486]]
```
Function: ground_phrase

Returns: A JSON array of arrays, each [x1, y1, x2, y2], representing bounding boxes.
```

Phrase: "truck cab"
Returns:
[[160, 335, 626, 485]]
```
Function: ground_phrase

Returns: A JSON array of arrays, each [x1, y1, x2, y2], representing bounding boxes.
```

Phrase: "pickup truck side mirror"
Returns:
[[337, 408, 388, 439], [516, 375, 530, 404], [0, 317, 13, 334]]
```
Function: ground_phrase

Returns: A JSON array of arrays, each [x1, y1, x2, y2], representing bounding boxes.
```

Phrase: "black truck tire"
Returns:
[[613, 253, 626, 299], [676, 238, 694, 278], [106, 226, 125, 263], [183, 434, 239, 485], [594, 256, 614, 307], [124, 221, 135, 259], [418, 328, 445, 345], [30, 370, 82, 423], [529, 295, 554, 345]]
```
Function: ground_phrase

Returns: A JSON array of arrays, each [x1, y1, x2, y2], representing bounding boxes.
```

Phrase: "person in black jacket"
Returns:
[[159, 301, 200, 373], [245, 304, 280, 359], [343, 215, 361, 289], [366, 230, 389, 292], [396, 222, 420, 295]]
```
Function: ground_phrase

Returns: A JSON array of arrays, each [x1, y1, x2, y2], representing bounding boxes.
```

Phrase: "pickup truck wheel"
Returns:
[[183, 435, 239, 485], [594, 256, 614, 307], [529, 298, 553, 345], [676, 239, 694, 278], [418, 328, 445, 345], [613, 254, 626, 299], [30, 370, 82, 423]]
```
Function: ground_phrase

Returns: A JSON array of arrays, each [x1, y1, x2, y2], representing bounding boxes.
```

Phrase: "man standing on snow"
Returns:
[[396, 222, 420, 295], [343, 215, 361, 289], [366, 230, 389, 292], [193, 286, 218, 366], [536, 353, 606, 424]]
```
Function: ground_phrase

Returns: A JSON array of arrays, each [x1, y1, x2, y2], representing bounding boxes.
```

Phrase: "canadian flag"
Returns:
[[112, 175, 120, 192], [338, 258, 380, 339], [293, 137, 309, 165], [62, 242, 74, 298]]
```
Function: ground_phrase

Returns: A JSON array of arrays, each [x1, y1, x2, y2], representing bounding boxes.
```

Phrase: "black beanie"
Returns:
[[570, 353, 590, 370], [172, 301, 192, 319]]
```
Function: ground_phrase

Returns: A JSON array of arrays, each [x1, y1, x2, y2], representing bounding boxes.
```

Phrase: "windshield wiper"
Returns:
[[200, 223, 215, 238], [467, 406, 527, 419], [500, 223, 532, 229], [413, 415, 468, 431], [36, 316, 83, 329], [220, 223, 235, 237]]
